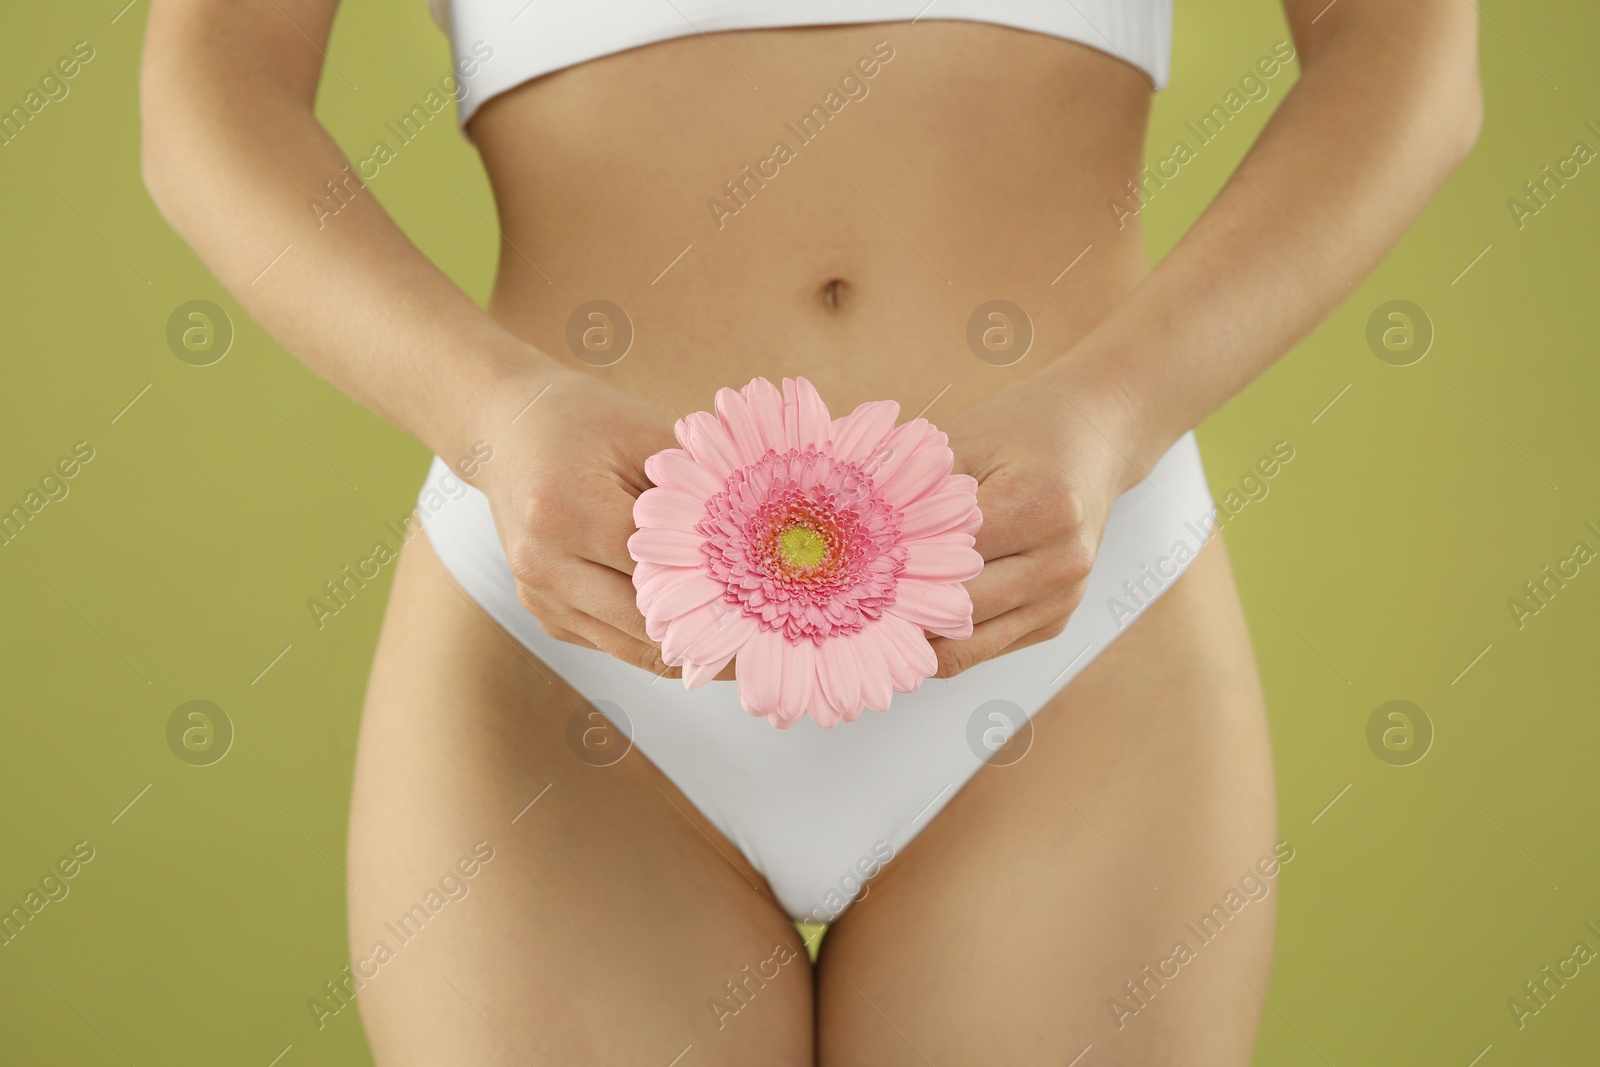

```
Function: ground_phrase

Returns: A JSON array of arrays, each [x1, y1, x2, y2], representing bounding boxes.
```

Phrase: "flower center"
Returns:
[[778, 525, 827, 569], [698, 446, 908, 642]]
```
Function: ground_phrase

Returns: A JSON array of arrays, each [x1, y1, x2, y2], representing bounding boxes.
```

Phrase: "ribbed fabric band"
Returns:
[[433, 0, 1172, 127]]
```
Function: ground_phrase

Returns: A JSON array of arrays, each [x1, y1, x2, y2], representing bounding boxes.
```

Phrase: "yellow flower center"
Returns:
[[778, 525, 827, 569]]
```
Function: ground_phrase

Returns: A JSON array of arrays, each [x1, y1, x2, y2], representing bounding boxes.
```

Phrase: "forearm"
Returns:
[[1048, 0, 1481, 481], [140, 3, 554, 465]]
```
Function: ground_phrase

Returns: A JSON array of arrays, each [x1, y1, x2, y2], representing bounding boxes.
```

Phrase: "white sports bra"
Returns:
[[430, 0, 1173, 127]]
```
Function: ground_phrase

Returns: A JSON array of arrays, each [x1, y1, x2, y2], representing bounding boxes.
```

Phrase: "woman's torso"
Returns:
[[469, 20, 1154, 420]]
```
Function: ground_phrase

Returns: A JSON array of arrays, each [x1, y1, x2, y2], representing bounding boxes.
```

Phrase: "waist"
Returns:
[[469, 20, 1154, 419]]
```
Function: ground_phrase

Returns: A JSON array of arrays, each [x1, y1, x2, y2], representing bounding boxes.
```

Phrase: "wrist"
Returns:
[[1041, 344, 1179, 496], [434, 340, 570, 486]]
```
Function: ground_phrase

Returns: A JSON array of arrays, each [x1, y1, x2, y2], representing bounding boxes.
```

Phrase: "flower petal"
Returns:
[[626, 527, 706, 567], [852, 625, 895, 711], [784, 377, 832, 451], [676, 411, 741, 481], [807, 677, 842, 728], [815, 637, 864, 724], [715, 387, 769, 467], [898, 488, 979, 541], [682, 603, 758, 666], [880, 444, 955, 509], [879, 611, 939, 681], [647, 616, 669, 643], [637, 373, 986, 728], [780, 634, 817, 722], [830, 399, 900, 464], [890, 578, 974, 639], [660, 599, 743, 665], [902, 541, 984, 582], [645, 448, 725, 499], [637, 566, 722, 621], [742, 376, 788, 455], [858, 619, 920, 693], [865, 418, 932, 485], [904, 530, 976, 548], [944, 473, 979, 496], [632, 559, 671, 590], [682, 651, 734, 689], [736, 625, 786, 717], [633, 486, 710, 532]]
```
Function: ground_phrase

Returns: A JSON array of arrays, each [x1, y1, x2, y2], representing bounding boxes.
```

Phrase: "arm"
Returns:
[[142, 0, 679, 672], [935, 0, 1481, 676], [141, 0, 534, 463], [1055, 0, 1482, 476]]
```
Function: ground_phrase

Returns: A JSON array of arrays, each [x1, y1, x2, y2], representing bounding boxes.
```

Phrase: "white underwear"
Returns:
[[417, 431, 1214, 923]]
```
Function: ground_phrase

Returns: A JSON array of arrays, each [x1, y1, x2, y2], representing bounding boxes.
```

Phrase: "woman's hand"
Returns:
[[469, 366, 682, 675], [928, 373, 1150, 678]]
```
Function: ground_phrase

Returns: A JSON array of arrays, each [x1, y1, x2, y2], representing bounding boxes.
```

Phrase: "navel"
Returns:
[[820, 277, 848, 311]]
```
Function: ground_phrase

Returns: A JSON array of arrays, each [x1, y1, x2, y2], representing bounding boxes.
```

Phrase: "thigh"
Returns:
[[346, 532, 812, 1066], [817, 537, 1279, 1066]]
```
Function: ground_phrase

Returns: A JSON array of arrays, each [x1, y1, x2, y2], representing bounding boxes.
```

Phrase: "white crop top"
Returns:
[[430, 0, 1173, 127]]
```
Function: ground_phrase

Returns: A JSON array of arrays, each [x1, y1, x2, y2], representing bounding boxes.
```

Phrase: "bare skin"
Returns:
[[818, 540, 1277, 1065], [349, 523, 1270, 1064], [140, 0, 1480, 1061], [141, 2, 1480, 683], [348, 531, 811, 1065]]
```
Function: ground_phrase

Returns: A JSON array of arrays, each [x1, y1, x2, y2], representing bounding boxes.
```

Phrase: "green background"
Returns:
[[2, 1, 1596, 1063]]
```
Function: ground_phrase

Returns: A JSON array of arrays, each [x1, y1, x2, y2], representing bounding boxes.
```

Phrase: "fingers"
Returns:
[[970, 472, 1097, 563], [507, 473, 682, 673], [541, 623, 599, 649], [992, 620, 1073, 662], [565, 481, 642, 576], [962, 541, 1094, 621], [585, 629, 677, 677], [563, 559, 654, 643], [527, 618, 674, 679], [969, 478, 1052, 561], [927, 604, 1040, 679], [527, 587, 676, 675], [572, 622, 678, 677], [927, 549, 1093, 677], [958, 554, 1036, 625], [509, 477, 638, 579], [516, 555, 687, 676], [927, 594, 1085, 679]]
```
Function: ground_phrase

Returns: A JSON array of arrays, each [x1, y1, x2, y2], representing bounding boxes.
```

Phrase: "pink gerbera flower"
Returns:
[[628, 376, 982, 729]]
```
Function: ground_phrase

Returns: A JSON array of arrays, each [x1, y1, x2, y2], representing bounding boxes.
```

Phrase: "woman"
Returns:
[[141, 1, 1479, 1062]]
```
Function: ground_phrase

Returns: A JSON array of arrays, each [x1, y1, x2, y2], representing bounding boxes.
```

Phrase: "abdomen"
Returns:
[[469, 19, 1154, 419]]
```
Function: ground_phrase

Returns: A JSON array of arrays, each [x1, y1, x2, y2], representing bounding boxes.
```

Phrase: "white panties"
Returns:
[[417, 431, 1214, 923]]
